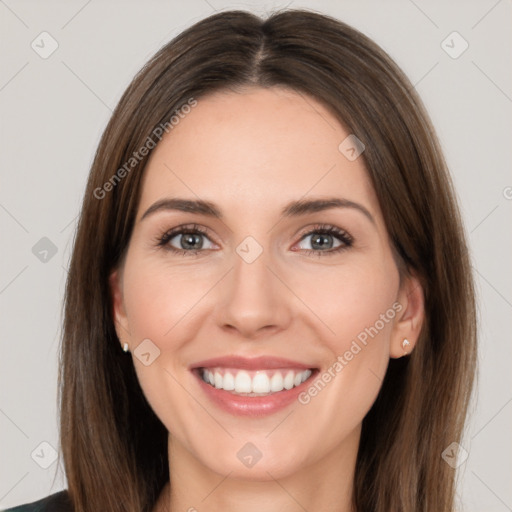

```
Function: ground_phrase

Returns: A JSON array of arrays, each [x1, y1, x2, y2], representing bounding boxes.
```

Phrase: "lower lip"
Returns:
[[192, 369, 317, 417]]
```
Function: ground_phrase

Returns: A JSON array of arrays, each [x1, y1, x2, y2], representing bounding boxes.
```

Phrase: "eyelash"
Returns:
[[155, 223, 354, 257]]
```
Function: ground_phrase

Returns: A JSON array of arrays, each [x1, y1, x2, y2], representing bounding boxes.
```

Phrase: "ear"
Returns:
[[389, 273, 425, 358], [109, 269, 130, 345]]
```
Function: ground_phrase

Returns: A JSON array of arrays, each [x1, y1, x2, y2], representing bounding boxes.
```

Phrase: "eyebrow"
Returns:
[[140, 197, 375, 224]]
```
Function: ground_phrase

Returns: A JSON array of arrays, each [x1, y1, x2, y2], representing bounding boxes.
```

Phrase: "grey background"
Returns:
[[0, 0, 511, 510]]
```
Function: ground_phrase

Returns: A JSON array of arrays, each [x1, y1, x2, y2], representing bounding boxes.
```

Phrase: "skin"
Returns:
[[110, 86, 424, 512]]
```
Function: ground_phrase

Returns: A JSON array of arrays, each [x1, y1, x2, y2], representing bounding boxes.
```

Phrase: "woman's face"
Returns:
[[110, 86, 422, 481]]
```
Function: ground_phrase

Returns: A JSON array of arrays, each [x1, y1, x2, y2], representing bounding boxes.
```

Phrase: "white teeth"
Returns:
[[270, 372, 284, 392], [201, 368, 313, 395], [234, 370, 252, 393], [283, 371, 294, 390], [252, 372, 270, 393], [223, 372, 235, 391]]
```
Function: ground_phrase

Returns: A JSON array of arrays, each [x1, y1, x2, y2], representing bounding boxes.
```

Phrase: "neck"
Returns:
[[157, 427, 359, 512]]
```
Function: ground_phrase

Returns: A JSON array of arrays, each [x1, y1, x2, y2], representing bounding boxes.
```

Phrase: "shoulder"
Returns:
[[2, 490, 73, 512]]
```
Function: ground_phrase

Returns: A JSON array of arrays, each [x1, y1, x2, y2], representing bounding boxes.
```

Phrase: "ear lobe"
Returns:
[[389, 274, 425, 359], [109, 269, 130, 340]]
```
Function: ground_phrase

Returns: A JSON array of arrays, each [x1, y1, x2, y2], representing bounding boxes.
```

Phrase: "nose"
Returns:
[[214, 243, 293, 340]]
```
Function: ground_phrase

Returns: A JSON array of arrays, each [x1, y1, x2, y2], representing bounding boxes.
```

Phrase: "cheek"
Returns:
[[289, 255, 400, 353], [122, 255, 215, 341], [295, 281, 398, 445], [121, 257, 207, 439], [292, 256, 399, 406], [121, 256, 216, 417]]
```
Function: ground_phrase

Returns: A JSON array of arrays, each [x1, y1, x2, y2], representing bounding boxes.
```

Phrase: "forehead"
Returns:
[[138, 87, 379, 222]]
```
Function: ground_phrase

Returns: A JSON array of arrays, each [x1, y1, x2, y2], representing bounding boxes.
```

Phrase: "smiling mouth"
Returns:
[[197, 367, 315, 396]]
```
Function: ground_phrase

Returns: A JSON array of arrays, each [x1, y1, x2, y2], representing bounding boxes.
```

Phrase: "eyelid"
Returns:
[[295, 223, 352, 241]]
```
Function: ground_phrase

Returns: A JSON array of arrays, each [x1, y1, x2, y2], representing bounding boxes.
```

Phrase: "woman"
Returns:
[[5, 7, 476, 512]]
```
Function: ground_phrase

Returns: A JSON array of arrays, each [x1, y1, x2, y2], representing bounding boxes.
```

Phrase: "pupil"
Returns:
[[182, 233, 202, 250], [311, 234, 333, 250]]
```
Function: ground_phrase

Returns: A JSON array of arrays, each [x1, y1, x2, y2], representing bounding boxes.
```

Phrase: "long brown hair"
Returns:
[[58, 8, 477, 512]]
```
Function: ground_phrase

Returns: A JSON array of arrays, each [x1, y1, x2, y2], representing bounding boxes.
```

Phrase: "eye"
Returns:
[[157, 224, 216, 255], [155, 223, 353, 257], [294, 224, 353, 256]]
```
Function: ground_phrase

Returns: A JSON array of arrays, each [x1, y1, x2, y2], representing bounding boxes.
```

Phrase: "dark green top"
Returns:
[[2, 491, 72, 512]]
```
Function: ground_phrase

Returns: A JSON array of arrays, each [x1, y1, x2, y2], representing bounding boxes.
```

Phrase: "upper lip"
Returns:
[[190, 355, 316, 371]]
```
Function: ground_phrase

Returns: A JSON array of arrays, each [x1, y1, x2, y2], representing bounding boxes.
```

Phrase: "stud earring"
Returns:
[[402, 338, 410, 355], [122, 342, 129, 353]]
